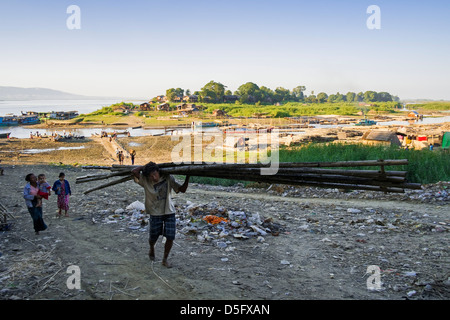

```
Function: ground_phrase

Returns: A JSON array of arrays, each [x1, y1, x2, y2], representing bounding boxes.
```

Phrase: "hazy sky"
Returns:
[[0, 0, 449, 100]]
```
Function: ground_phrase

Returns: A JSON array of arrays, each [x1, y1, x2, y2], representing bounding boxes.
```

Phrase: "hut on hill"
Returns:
[[212, 109, 228, 117], [157, 103, 170, 111]]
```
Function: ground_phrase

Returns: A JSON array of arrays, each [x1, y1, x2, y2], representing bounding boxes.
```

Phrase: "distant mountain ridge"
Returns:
[[0, 86, 109, 100]]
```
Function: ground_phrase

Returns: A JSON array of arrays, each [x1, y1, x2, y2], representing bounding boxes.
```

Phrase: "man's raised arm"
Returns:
[[131, 165, 144, 179]]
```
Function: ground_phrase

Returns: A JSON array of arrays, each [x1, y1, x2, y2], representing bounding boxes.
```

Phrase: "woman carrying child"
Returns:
[[23, 173, 48, 235]]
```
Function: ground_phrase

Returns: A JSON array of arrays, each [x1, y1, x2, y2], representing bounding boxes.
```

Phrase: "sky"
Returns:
[[0, 0, 449, 100]]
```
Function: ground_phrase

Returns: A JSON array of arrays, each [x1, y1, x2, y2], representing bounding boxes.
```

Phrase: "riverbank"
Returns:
[[1, 121, 449, 167]]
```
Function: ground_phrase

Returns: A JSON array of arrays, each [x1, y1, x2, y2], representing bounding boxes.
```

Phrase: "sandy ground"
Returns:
[[0, 128, 449, 301]]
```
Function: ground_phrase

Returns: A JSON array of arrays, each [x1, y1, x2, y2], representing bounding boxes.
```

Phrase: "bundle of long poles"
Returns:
[[76, 159, 421, 195]]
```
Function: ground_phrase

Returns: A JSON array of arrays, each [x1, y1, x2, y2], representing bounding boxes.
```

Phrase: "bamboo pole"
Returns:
[[78, 159, 420, 194], [106, 159, 410, 170], [83, 175, 134, 195]]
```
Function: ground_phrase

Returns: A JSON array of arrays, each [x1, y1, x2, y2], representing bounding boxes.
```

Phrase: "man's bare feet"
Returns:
[[162, 259, 172, 268], [149, 249, 155, 261]]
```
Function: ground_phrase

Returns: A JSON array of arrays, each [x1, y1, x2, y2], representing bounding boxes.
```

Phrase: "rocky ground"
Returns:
[[0, 164, 448, 300]]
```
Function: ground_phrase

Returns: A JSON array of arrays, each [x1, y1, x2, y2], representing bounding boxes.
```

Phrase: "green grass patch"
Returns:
[[278, 143, 450, 184]]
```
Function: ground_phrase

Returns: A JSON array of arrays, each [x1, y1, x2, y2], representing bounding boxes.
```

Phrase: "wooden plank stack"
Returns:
[[76, 159, 422, 195]]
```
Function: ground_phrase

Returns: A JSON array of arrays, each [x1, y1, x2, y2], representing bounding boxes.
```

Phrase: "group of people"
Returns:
[[23, 172, 71, 235], [116, 149, 136, 165]]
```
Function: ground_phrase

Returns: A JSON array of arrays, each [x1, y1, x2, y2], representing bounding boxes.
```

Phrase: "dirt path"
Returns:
[[186, 188, 448, 216]]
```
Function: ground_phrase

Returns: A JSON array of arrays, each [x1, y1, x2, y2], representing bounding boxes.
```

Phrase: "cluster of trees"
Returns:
[[312, 91, 399, 104], [161, 80, 399, 105]]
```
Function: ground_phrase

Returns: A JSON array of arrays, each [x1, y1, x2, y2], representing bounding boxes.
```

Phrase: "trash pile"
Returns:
[[98, 200, 285, 246], [177, 202, 284, 246], [97, 200, 149, 231]]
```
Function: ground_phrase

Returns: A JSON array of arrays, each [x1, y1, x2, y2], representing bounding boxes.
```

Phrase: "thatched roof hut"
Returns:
[[361, 130, 401, 146]]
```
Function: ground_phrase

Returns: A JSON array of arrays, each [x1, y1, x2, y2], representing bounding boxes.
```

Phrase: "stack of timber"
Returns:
[[77, 159, 422, 195]]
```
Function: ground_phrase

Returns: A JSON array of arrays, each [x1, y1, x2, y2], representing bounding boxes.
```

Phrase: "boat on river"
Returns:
[[0, 115, 19, 126], [355, 118, 377, 126]]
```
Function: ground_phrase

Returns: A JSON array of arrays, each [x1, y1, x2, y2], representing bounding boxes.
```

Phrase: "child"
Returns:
[[52, 172, 71, 217], [36, 174, 51, 207]]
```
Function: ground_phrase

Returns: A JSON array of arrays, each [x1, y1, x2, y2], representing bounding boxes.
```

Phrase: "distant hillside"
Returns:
[[0, 86, 103, 100]]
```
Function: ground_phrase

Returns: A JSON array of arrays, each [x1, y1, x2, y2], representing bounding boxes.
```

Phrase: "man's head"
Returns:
[[143, 162, 160, 183]]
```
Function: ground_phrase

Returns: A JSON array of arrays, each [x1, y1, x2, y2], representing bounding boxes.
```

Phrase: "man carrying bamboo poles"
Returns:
[[131, 161, 190, 268]]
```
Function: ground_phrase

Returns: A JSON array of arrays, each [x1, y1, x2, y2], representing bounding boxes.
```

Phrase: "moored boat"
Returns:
[[355, 118, 377, 126], [0, 115, 19, 126]]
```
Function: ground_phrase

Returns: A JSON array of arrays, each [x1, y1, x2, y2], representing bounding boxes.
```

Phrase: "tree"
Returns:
[[346, 92, 356, 103], [377, 92, 392, 102], [166, 88, 176, 102], [236, 82, 261, 103], [357, 92, 364, 102], [292, 86, 306, 101], [259, 86, 275, 104], [305, 94, 317, 103], [334, 92, 345, 103], [166, 88, 184, 102], [201, 80, 226, 102], [185, 89, 191, 96], [364, 91, 378, 102], [175, 88, 184, 98], [317, 92, 328, 103], [274, 87, 291, 102]]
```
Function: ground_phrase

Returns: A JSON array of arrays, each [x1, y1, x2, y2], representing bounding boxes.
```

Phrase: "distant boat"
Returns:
[[0, 132, 11, 138], [194, 121, 219, 128], [221, 126, 274, 134], [19, 115, 40, 125], [355, 118, 377, 126], [0, 116, 19, 126]]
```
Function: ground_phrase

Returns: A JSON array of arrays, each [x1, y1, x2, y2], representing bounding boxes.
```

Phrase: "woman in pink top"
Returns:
[[23, 173, 47, 235]]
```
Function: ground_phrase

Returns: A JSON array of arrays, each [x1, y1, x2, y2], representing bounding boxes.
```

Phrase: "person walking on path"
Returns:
[[131, 161, 190, 268], [52, 172, 72, 217], [23, 173, 48, 235], [130, 149, 136, 165]]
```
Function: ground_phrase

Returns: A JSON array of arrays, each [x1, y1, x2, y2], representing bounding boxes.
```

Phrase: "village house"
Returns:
[[111, 104, 131, 114], [183, 95, 199, 103], [223, 95, 239, 103], [176, 103, 199, 115], [157, 103, 170, 111], [172, 96, 183, 103], [155, 95, 167, 103], [139, 102, 153, 111], [408, 111, 423, 119], [361, 130, 401, 147], [201, 96, 212, 103], [212, 109, 228, 117]]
